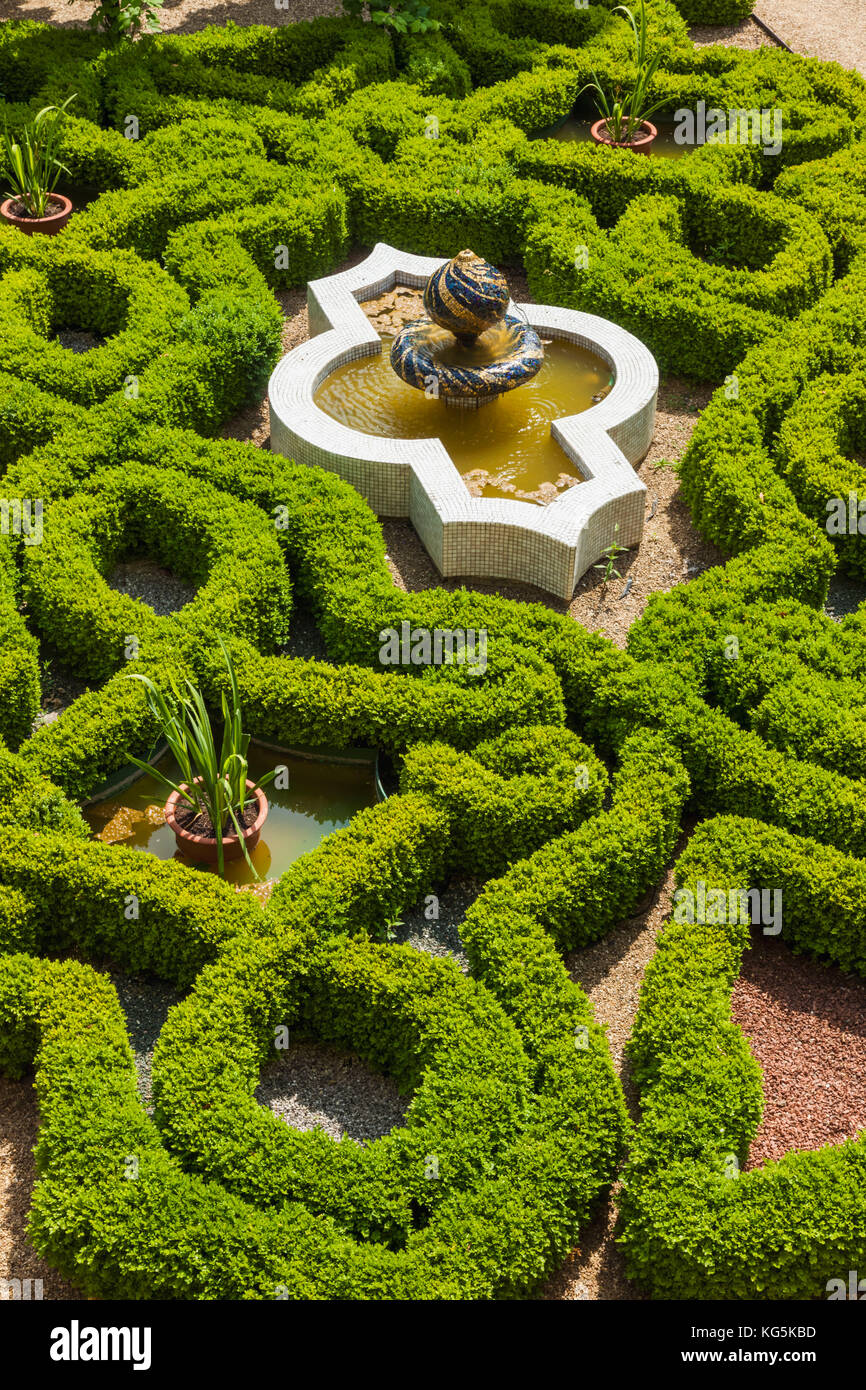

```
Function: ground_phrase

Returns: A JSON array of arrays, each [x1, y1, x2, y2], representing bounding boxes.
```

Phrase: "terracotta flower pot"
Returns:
[[590, 119, 657, 155], [164, 779, 268, 865], [0, 193, 73, 235]]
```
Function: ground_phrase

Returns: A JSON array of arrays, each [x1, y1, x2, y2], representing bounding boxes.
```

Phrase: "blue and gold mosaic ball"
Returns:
[[391, 248, 544, 405], [423, 248, 510, 342]]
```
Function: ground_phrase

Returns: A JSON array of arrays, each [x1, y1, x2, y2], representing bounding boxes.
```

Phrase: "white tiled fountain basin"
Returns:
[[268, 243, 658, 602]]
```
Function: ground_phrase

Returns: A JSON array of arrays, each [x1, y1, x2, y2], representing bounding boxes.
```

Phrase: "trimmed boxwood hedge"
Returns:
[[0, 235, 191, 407], [617, 815, 866, 1299], [20, 463, 293, 682], [0, 0, 866, 1302]]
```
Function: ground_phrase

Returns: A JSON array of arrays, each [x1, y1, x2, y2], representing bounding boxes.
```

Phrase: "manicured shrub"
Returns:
[[20, 464, 292, 682], [0, 238, 190, 407], [617, 815, 866, 1299], [400, 726, 608, 877]]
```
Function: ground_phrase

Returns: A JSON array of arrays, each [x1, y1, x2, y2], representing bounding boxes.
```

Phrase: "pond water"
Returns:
[[85, 743, 380, 886], [314, 333, 613, 504], [539, 116, 691, 159]]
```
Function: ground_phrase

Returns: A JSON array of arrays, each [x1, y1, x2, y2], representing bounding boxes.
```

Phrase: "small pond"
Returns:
[[85, 743, 381, 886], [538, 115, 691, 159]]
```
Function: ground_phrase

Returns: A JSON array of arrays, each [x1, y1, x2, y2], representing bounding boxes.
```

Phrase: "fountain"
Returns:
[[268, 242, 658, 600], [389, 249, 544, 409]]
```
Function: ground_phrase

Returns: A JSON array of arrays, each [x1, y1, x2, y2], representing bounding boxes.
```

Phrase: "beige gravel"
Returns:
[[0, 0, 342, 30], [0, 1077, 83, 1300], [753, 0, 866, 75], [689, 16, 780, 51], [257, 1040, 409, 1141], [539, 836, 688, 1300]]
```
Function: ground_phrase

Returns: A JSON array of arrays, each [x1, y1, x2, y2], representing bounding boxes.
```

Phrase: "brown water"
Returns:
[[314, 335, 613, 504], [548, 117, 691, 159], [85, 744, 379, 886]]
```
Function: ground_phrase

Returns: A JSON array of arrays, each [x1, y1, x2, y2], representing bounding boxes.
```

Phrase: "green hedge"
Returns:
[[670, 0, 752, 23], [400, 725, 608, 877], [617, 815, 866, 1298], [0, 236, 190, 407], [20, 464, 292, 683]]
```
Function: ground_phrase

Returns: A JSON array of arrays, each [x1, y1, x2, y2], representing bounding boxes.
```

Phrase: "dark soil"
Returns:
[[174, 797, 258, 838], [5, 195, 67, 219]]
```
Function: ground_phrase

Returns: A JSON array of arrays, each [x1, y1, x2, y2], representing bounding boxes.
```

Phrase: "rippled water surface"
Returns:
[[315, 335, 613, 503]]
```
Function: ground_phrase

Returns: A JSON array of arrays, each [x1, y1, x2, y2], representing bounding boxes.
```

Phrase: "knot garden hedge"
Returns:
[[1, 0, 866, 1299]]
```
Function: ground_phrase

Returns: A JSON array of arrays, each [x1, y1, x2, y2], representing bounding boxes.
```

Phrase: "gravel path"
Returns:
[[256, 1041, 409, 1142], [753, 0, 866, 75], [824, 574, 866, 622], [391, 877, 476, 970], [689, 17, 780, 51], [109, 971, 183, 1114], [539, 838, 687, 1300], [0, 1077, 84, 1301], [109, 558, 195, 617], [0, 0, 342, 29], [56, 329, 103, 353], [32, 649, 93, 733], [732, 934, 866, 1169]]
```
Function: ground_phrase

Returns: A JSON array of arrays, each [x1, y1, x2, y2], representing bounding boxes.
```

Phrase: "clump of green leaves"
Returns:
[[343, 0, 440, 35], [124, 639, 277, 879], [580, 0, 667, 144], [594, 522, 630, 594], [72, 0, 165, 41]]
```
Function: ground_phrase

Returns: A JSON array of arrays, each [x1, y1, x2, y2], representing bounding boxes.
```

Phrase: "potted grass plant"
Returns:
[[124, 640, 276, 878], [1, 96, 77, 235], [582, 1, 666, 154]]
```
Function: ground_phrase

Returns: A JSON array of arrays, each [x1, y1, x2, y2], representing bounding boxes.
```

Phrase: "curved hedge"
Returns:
[[20, 463, 293, 681], [617, 815, 866, 1299], [0, 236, 190, 407], [0, 0, 865, 1302]]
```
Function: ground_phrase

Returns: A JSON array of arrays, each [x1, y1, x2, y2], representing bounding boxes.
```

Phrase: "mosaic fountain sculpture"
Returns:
[[390, 249, 544, 408], [268, 242, 658, 600]]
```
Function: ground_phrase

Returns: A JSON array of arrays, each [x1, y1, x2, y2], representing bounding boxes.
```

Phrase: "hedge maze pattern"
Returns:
[[1, 0, 866, 1299]]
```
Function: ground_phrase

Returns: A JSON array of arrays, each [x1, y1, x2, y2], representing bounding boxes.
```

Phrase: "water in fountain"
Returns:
[[316, 337, 612, 504], [314, 250, 614, 504]]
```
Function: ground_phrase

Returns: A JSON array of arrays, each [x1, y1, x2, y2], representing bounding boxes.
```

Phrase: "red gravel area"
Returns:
[[732, 934, 866, 1170], [0, 1076, 83, 1300]]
